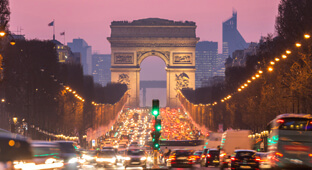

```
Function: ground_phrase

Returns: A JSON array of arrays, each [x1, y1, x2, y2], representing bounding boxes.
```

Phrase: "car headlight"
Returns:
[[125, 157, 131, 160], [140, 157, 147, 161], [45, 158, 56, 164], [111, 157, 116, 163], [68, 157, 78, 163]]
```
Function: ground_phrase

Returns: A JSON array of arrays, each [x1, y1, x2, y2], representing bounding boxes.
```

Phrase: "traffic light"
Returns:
[[155, 119, 161, 132], [152, 99, 159, 117]]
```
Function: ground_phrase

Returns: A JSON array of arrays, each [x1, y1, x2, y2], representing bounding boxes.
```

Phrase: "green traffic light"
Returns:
[[156, 125, 161, 131], [152, 138, 155, 142], [154, 143, 159, 148], [153, 110, 159, 116]]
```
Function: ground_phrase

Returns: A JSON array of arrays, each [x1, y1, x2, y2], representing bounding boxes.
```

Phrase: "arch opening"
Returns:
[[140, 56, 167, 107]]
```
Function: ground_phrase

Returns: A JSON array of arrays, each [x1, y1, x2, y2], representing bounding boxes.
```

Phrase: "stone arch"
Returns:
[[137, 50, 170, 66], [108, 18, 199, 107]]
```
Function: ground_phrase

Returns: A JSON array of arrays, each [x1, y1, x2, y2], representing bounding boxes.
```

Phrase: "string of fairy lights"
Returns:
[[180, 33, 311, 107]]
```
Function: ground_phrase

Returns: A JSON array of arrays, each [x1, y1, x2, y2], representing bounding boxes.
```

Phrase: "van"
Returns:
[[219, 130, 252, 169]]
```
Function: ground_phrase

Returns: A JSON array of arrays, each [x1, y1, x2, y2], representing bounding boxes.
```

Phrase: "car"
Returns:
[[80, 150, 97, 164], [31, 141, 64, 170], [117, 150, 126, 163], [199, 148, 209, 163], [54, 141, 79, 170], [123, 148, 147, 169], [200, 148, 219, 167], [167, 149, 196, 169], [230, 149, 259, 170], [96, 149, 117, 167], [256, 152, 271, 169]]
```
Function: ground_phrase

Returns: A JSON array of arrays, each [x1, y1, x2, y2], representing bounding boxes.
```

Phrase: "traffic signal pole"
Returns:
[[151, 99, 161, 169]]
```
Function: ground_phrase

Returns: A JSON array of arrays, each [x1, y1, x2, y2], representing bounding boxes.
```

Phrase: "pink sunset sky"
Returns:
[[9, 0, 280, 54], [10, 0, 281, 106]]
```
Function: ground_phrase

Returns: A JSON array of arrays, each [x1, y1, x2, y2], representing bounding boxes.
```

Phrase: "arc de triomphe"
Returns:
[[108, 18, 199, 107]]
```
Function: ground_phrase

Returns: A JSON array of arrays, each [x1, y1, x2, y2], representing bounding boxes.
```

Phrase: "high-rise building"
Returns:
[[51, 39, 80, 64], [92, 54, 111, 86], [222, 10, 248, 59], [68, 38, 92, 75], [195, 41, 218, 88]]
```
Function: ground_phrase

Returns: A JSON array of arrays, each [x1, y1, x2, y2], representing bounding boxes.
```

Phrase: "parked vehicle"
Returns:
[[55, 141, 79, 170]]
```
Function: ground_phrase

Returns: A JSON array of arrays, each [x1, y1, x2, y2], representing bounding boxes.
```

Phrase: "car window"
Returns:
[[127, 149, 145, 156], [58, 142, 76, 153], [173, 150, 193, 156], [194, 151, 202, 155], [98, 151, 116, 156], [33, 147, 60, 157], [235, 151, 255, 158]]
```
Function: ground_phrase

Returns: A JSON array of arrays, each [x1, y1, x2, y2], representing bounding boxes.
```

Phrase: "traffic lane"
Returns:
[[80, 163, 220, 169]]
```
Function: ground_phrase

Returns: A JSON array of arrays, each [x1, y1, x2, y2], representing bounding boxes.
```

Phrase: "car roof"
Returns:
[[234, 149, 256, 152]]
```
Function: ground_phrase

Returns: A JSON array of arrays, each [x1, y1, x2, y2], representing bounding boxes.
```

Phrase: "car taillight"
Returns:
[[169, 156, 176, 161], [255, 157, 260, 162], [309, 154, 312, 157], [201, 154, 206, 158], [188, 156, 196, 161], [231, 157, 236, 161], [275, 152, 283, 157], [206, 154, 211, 158], [220, 153, 226, 158], [195, 155, 200, 159]]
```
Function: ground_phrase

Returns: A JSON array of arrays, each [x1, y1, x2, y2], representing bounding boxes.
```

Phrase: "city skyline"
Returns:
[[10, 0, 279, 54]]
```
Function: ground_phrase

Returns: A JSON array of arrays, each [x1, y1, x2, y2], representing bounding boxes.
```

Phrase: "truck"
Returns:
[[219, 130, 253, 169]]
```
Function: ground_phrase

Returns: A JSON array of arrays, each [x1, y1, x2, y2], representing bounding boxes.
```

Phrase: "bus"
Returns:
[[267, 113, 312, 169]]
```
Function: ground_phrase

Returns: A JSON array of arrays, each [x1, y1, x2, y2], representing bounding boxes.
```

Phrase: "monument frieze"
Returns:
[[173, 53, 192, 64], [114, 53, 134, 64]]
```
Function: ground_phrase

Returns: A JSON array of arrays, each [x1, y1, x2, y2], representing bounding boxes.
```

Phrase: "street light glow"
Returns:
[[282, 55, 287, 59], [296, 43, 302, 47], [0, 31, 5, 37], [255, 74, 260, 78], [270, 61, 275, 65], [268, 67, 273, 72], [304, 34, 310, 39], [238, 88, 242, 92], [286, 50, 291, 54], [252, 77, 256, 80], [244, 84, 248, 87], [241, 86, 245, 89], [275, 58, 280, 62], [247, 80, 251, 83], [258, 70, 263, 74]]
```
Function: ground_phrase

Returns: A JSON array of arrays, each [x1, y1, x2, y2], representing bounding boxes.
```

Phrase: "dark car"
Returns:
[[167, 149, 195, 169], [96, 149, 117, 167], [55, 141, 79, 170], [230, 150, 259, 170], [200, 148, 220, 167], [123, 148, 147, 169]]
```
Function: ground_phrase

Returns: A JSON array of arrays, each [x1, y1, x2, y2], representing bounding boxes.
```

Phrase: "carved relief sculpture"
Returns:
[[173, 53, 192, 64], [114, 53, 134, 64], [118, 74, 130, 89], [175, 72, 189, 91]]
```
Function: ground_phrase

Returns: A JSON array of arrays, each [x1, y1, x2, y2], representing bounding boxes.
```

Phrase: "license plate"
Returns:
[[240, 165, 251, 169], [177, 157, 187, 160], [131, 162, 140, 164], [213, 160, 219, 163]]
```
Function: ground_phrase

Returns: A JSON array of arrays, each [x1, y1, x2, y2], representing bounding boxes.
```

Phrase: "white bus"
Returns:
[[267, 113, 312, 169]]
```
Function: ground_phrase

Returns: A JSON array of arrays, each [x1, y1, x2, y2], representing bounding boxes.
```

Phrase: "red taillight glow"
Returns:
[[201, 155, 206, 158], [275, 152, 283, 157], [169, 156, 176, 161], [309, 154, 312, 157], [206, 154, 211, 158], [195, 155, 200, 159], [220, 153, 226, 158], [231, 157, 236, 161], [188, 156, 196, 161], [255, 157, 260, 161], [276, 119, 284, 123]]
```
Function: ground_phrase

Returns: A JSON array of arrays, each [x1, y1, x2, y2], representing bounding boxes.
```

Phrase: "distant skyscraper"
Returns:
[[92, 54, 111, 86], [222, 10, 248, 59], [68, 38, 92, 75], [214, 53, 226, 77], [195, 41, 218, 88]]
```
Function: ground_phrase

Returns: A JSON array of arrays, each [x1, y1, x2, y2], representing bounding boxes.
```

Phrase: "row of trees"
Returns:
[[181, 0, 312, 132], [1, 39, 127, 139]]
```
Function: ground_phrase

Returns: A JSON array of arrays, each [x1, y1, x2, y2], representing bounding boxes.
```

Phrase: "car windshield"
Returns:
[[127, 149, 145, 156], [236, 151, 255, 158], [98, 151, 116, 156], [194, 151, 202, 155], [174, 150, 193, 156], [58, 142, 76, 153]]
